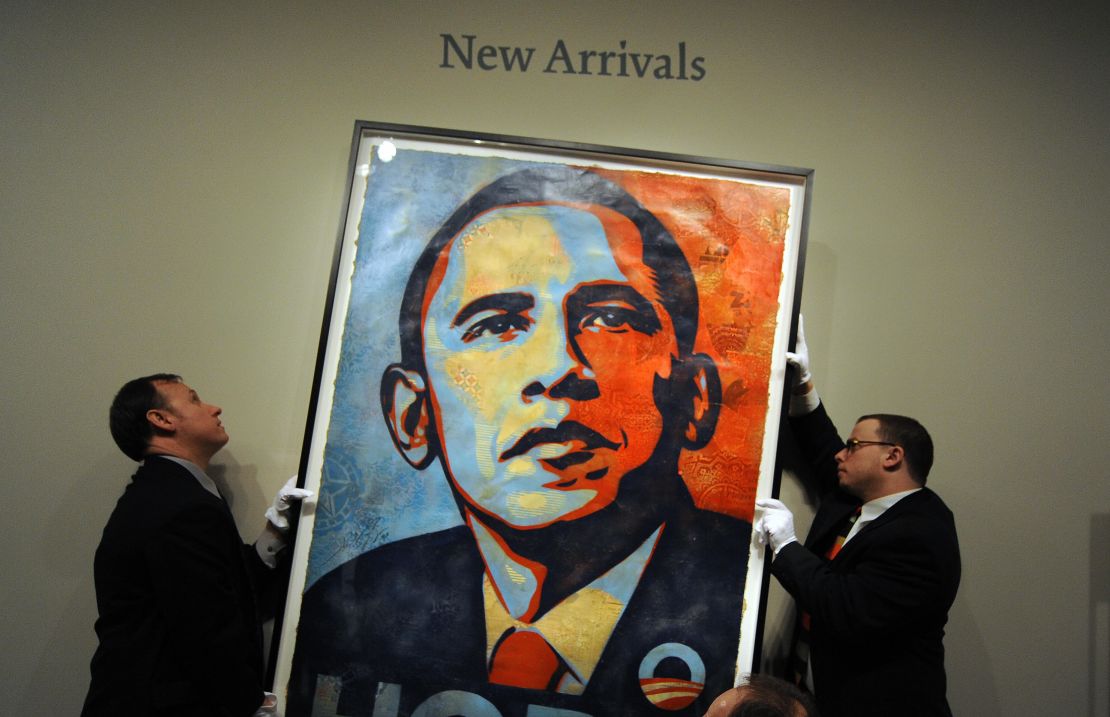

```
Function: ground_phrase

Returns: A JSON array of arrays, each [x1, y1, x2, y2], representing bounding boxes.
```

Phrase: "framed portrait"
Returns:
[[272, 122, 811, 717]]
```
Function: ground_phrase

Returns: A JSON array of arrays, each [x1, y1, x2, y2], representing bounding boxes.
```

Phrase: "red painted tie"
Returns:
[[488, 629, 567, 691]]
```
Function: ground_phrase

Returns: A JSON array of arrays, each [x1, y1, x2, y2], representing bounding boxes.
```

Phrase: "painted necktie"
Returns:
[[488, 628, 568, 691]]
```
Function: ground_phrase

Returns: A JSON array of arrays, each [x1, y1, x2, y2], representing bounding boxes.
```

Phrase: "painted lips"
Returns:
[[499, 421, 619, 476]]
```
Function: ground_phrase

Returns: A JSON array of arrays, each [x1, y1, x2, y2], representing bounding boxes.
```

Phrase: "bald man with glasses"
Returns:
[[755, 320, 961, 717]]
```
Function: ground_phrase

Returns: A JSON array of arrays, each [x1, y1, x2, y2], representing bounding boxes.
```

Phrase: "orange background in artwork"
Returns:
[[594, 168, 791, 523]]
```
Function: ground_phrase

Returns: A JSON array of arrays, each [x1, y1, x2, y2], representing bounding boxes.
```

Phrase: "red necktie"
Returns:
[[488, 629, 567, 691], [825, 506, 862, 561]]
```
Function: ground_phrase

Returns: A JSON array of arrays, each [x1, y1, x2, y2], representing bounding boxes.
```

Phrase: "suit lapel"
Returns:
[[832, 489, 932, 562], [807, 493, 861, 553]]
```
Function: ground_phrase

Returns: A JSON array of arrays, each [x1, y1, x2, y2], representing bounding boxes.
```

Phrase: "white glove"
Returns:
[[755, 498, 798, 555], [785, 315, 811, 386], [251, 691, 278, 716], [785, 315, 820, 416], [264, 476, 312, 532]]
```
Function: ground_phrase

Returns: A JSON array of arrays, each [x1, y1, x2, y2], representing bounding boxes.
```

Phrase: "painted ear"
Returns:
[[679, 353, 722, 450], [380, 364, 437, 470]]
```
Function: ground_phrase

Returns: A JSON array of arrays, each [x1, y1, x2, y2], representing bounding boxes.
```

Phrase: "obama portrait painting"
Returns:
[[279, 136, 805, 717]]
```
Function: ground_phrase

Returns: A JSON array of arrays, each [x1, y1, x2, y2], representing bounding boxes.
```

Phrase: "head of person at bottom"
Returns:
[[379, 165, 722, 565], [835, 413, 933, 503], [704, 674, 818, 717], [110, 373, 228, 470]]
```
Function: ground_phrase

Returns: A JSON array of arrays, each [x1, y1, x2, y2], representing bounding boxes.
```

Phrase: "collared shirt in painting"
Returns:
[[472, 518, 663, 695]]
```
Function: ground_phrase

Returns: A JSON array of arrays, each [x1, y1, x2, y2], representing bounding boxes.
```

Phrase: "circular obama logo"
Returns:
[[637, 642, 707, 710]]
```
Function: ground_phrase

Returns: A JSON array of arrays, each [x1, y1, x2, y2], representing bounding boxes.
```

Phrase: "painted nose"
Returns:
[[519, 310, 597, 402], [523, 371, 600, 401]]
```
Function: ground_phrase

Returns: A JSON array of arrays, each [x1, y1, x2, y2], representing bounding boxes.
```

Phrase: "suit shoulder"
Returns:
[[864, 490, 960, 572], [659, 505, 751, 589], [295, 527, 483, 660], [303, 527, 477, 604], [102, 461, 227, 541], [900, 489, 957, 531]]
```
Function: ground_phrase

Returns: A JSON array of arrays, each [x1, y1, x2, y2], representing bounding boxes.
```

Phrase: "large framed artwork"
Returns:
[[272, 122, 811, 717]]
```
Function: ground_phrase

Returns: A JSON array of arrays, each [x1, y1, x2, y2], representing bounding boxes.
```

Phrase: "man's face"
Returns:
[[155, 380, 229, 456], [420, 204, 682, 529], [835, 418, 889, 501]]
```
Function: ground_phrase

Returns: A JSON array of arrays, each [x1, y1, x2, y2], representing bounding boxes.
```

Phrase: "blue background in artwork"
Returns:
[[304, 148, 559, 587]]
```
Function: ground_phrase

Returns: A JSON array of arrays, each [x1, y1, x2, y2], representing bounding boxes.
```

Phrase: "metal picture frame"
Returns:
[[272, 121, 811, 717]]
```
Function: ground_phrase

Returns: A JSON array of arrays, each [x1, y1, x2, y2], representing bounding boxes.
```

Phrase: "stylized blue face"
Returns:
[[421, 204, 681, 529]]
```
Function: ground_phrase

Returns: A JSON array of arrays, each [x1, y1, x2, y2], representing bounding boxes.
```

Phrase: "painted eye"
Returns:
[[584, 309, 626, 330], [579, 305, 649, 334], [461, 313, 532, 343]]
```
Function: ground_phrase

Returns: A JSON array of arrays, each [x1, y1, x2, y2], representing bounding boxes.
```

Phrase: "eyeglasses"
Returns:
[[843, 438, 898, 453]]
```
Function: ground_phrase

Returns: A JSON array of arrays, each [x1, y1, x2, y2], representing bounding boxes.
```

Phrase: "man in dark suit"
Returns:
[[756, 321, 960, 717], [288, 167, 751, 716], [82, 374, 309, 717]]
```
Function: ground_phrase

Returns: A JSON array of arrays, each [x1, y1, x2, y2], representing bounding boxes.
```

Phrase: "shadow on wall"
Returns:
[[209, 451, 266, 540], [943, 576, 1001, 716], [758, 432, 822, 675], [1091, 513, 1110, 717]]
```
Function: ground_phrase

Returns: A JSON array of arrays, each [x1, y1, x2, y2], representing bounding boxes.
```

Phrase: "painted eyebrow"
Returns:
[[568, 284, 662, 333], [450, 292, 534, 328]]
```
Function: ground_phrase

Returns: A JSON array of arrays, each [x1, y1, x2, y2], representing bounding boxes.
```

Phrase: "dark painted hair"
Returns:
[[858, 412, 934, 484], [109, 373, 181, 461], [396, 165, 700, 373]]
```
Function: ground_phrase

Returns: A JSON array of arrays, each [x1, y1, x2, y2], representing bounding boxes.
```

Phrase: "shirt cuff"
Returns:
[[788, 384, 820, 417], [254, 529, 286, 569]]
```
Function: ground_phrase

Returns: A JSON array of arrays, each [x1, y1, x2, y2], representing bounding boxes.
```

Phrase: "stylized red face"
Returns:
[[420, 204, 682, 529]]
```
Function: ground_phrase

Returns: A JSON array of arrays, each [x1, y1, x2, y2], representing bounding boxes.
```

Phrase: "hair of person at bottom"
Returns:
[[728, 673, 819, 717]]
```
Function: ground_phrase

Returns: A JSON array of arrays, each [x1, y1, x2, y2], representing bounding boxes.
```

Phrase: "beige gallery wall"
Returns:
[[2, 2, 1107, 715]]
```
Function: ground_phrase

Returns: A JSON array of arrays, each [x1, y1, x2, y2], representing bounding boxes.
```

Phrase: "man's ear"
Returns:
[[883, 444, 906, 472], [677, 353, 722, 450], [146, 408, 175, 435], [380, 364, 437, 470]]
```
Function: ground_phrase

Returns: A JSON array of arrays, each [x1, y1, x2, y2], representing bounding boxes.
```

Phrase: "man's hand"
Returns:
[[755, 498, 798, 555], [785, 315, 820, 416], [264, 476, 312, 532]]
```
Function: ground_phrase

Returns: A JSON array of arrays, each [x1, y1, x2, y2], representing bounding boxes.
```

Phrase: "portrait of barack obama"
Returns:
[[288, 166, 752, 717]]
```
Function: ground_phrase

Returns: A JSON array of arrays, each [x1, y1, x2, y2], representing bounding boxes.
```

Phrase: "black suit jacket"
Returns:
[[773, 404, 960, 717], [82, 456, 272, 717], [286, 492, 750, 717]]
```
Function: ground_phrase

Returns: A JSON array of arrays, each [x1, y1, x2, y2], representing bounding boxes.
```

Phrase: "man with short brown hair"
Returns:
[[756, 321, 960, 717], [82, 374, 309, 717]]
